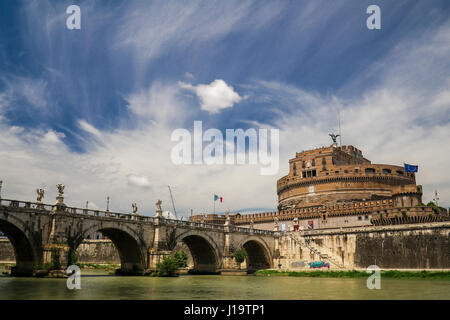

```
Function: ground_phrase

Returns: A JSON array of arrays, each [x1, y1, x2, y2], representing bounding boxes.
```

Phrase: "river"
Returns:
[[0, 270, 449, 299]]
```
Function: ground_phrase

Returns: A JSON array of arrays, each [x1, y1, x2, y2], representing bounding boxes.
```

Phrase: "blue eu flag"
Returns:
[[404, 163, 418, 172]]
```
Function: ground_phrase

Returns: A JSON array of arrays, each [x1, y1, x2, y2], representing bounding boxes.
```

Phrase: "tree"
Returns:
[[69, 250, 78, 265], [426, 201, 440, 214], [234, 249, 247, 269], [51, 248, 61, 270], [156, 256, 179, 277], [173, 251, 188, 268]]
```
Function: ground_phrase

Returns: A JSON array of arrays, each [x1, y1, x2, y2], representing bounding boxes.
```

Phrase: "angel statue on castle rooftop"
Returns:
[[329, 133, 340, 144], [132, 203, 138, 214], [36, 188, 44, 203], [274, 216, 279, 226]]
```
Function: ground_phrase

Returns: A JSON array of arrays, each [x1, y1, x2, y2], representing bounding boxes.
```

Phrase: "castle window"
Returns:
[[365, 168, 376, 174], [358, 216, 362, 220], [322, 157, 327, 171], [302, 169, 316, 178], [382, 169, 391, 174], [396, 170, 404, 176], [335, 171, 339, 174], [302, 161, 306, 168], [344, 170, 349, 173], [355, 168, 359, 173], [365, 215, 369, 220], [312, 159, 316, 167]]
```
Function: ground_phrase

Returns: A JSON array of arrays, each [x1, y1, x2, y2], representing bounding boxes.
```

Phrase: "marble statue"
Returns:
[[36, 188, 45, 202]]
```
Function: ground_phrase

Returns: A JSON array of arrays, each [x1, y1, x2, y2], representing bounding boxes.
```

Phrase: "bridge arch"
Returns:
[[237, 236, 272, 271], [0, 213, 40, 276], [74, 223, 146, 275], [175, 230, 221, 273]]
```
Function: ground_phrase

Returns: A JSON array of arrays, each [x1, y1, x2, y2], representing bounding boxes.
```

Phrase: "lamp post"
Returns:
[[0, 180, 2, 199], [106, 196, 110, 212]]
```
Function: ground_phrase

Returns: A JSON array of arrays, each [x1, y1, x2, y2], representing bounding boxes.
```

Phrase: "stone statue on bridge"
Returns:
[[54, 184, 65, 207], [132, 203, 138, 214], [225, 210, 231, 226], [273, 216, 279, 231], [155, 199, 163, 217], [56, 184, 65, 196], [155, 199, 162, 212], [36, 188, 45, 203]]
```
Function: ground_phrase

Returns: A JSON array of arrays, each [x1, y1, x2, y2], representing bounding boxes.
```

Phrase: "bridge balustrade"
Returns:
[[1, 198, 277, 236]]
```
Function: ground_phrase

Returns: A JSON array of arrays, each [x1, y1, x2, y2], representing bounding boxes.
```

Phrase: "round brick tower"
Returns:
[[277, 145, 422, 211]]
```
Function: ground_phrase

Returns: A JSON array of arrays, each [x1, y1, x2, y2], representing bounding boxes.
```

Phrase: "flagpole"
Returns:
[[213, 194, 215, 214]]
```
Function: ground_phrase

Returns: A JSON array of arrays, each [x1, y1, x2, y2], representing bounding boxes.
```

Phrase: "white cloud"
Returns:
[[78, 120, 102, 138], [127, 174, 151, 188], [180, 79, 242, 114]]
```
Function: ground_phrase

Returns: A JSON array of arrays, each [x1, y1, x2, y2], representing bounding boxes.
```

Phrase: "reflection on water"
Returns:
[[0, 270, 449, 300]]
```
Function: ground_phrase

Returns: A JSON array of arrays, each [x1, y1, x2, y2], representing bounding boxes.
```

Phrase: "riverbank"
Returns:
[[254, 269, 450, 279], [0, 262, 120, 276]]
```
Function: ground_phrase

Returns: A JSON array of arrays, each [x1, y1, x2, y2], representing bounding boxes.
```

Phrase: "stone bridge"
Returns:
[[0, 198, 279, 276]]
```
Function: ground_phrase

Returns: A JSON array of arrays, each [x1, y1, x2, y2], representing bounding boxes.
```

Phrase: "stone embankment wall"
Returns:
[[75, 240, 120, 264], [0, 239, 120, 264], [0, 238, 15, 262], [278, 222, 449, 270]]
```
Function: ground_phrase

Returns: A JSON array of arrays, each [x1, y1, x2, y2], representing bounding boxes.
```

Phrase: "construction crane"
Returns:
[[168, 185, 178, 219]]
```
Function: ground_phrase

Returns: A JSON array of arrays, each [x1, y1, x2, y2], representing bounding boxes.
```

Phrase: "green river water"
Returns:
[[0, 270, 449, 299]]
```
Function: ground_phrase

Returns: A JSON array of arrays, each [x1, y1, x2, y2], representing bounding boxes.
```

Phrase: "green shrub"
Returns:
[[69, 250, 78, 265], [156, 256, 179, 276], [234, 249, 247, 268], [51, 249, 61, 269], [426, 201, 440, 214], [173, 251, 188, 268]]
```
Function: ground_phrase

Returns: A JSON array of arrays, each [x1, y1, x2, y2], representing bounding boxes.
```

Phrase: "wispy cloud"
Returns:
[[0, 76, 48, 111]]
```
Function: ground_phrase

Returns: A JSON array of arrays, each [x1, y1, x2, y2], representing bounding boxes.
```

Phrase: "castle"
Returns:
[[190, 139, 448, 230]]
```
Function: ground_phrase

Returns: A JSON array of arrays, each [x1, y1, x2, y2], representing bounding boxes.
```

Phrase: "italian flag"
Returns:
[[214, 194, 223, 203]]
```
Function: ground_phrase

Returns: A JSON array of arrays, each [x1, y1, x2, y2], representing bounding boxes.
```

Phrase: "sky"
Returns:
[[0, 0, 449, 217]]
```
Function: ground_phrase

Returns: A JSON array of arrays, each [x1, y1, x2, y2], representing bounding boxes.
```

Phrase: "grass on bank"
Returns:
[[254, 269, 450, 280], [77, 263, 120, 270]]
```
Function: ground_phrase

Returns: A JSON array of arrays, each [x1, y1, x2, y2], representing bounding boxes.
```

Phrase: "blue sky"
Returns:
[[0, 0, 449, 215]]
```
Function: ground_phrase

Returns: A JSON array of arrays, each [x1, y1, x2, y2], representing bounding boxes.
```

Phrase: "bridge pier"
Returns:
[[42, 243, 70, 270], [147, 250, 171, 270]]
